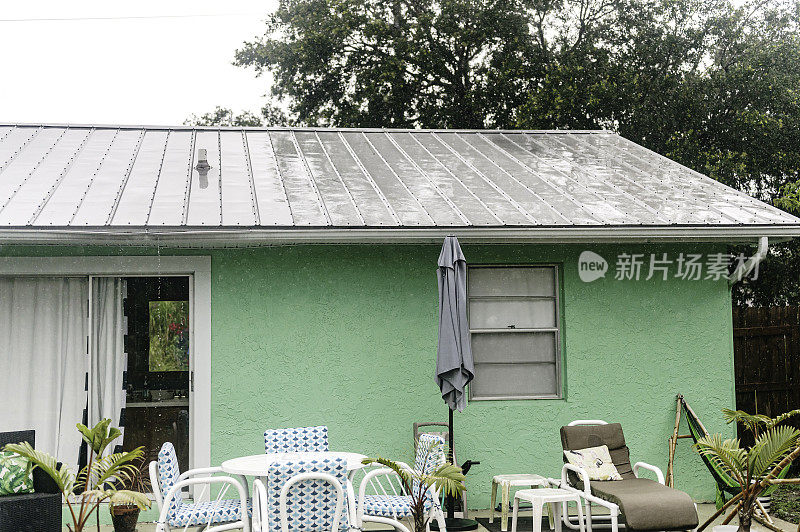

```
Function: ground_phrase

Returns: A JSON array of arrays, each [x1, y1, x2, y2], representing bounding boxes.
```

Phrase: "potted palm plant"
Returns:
[[694, 408, 800, 532], [361, 443, 465, 532], [3, 419, 150, 532], [109, 455, 151, 532]]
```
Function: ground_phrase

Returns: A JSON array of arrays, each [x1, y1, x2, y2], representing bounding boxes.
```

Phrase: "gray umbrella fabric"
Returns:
[[436, 236, 474, 413]]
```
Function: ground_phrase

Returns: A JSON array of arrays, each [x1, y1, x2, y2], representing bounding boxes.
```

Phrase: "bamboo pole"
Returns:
[[754, 514, 784, 532], [667, 395, 683, 488], [697, 492, 743, 532], [721, 502, 742, 525]]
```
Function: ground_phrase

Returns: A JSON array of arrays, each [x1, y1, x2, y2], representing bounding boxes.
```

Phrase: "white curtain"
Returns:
[[0, 277, 88, 470], [88, 277, 127, 453]]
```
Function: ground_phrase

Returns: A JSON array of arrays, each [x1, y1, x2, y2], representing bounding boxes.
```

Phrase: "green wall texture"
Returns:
[[1, 242, 735, 517]]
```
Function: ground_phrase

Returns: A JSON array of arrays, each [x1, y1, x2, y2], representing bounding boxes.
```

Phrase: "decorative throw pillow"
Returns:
[[564, 445, 623, 481], [0, 451, 35, 495]]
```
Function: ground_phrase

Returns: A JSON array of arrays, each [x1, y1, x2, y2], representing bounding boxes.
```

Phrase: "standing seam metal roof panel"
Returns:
[[0, 124, 797, 231]]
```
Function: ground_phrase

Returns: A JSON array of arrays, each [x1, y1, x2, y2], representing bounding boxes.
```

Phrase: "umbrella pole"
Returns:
[[448, 407, 455, 520], [431, 406, 478, 531]]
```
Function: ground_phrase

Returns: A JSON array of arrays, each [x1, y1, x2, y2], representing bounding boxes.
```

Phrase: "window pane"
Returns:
[[469, 298, 556, 329], [471, 363, 558, 398], [472, 332, 556, 364], [468, 267, 555, 297], [148, 301, 190, 371]]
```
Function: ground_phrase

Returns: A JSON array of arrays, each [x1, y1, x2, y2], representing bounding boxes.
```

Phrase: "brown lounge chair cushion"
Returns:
[[561, 423, 698, 531], [590, 478, 698, 531]]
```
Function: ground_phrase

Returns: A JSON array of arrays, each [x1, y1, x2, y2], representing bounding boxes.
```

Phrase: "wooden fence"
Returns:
[[733, 306, 800, 439]]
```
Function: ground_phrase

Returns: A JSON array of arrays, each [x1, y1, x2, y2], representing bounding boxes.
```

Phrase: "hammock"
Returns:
[[676, 395, 791, 507]]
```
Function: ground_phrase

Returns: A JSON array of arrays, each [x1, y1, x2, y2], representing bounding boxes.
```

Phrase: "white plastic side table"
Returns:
[[512, 488, 585, 532], [490, 474, 549, 531]]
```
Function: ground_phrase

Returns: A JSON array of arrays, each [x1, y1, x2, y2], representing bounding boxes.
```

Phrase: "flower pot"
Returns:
[[110, 504, 141, 532], [712, 525, 738, 532]]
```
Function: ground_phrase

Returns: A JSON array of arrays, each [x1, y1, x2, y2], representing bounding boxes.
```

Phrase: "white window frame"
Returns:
[[0, 256, 212, 474], [467, 264, 563, 401]]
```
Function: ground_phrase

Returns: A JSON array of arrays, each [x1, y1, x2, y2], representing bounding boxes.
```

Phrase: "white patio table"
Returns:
[[222, 451, 368, 479], [221, 451, 368, 528]]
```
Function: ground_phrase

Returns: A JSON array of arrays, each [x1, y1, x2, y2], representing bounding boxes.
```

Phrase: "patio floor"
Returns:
[[64, 504, 797, 531]]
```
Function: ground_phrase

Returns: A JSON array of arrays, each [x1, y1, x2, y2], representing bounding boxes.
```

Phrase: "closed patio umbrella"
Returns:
[[435, 235, 478, 531]]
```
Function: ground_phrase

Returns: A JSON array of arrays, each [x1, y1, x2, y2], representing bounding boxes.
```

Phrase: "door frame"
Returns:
[[0, 256, 212, 473]]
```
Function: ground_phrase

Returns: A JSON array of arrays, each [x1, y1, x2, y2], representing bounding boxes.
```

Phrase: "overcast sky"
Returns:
[[0, 1, 277, 125]]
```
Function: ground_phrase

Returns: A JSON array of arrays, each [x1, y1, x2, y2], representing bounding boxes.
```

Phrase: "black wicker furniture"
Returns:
[[0, 430, 61, 532]]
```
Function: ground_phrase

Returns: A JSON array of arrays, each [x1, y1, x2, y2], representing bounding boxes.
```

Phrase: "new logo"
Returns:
[[578, 251, 608, 282]]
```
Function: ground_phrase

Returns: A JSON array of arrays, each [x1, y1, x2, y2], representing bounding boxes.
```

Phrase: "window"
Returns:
[[468, 265, 562, 400]]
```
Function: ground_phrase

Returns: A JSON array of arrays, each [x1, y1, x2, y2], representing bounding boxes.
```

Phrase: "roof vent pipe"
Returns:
[[729, 236, 768, 283], [195, 148, 211, 189]]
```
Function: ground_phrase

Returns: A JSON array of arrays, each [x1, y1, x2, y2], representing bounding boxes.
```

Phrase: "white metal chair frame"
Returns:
[[149, 461, 250, 532], [556, 420, 667, 532], [357, 461, 447, 532], [251, 471, 355, 532]]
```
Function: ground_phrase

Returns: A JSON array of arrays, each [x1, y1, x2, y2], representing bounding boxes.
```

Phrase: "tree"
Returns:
[[233, 0, 540, 127], [185, 104, 289, 127]]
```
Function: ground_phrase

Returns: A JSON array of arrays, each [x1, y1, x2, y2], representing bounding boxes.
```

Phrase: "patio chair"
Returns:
[[264, 426, 329, 453], [413, 422, 471, 518], [357, 433, 448, 532], [251, 456, 355, 532], [149, 442, 251, 532], [558, 420, 698, 532], [0, 430, 61, 532]]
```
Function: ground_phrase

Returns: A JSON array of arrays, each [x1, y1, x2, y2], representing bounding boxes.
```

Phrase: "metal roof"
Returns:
[[0, 123, 797, 245]]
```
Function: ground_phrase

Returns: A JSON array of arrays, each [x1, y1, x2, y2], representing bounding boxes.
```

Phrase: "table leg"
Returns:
[[490, 480, 498, 524], [511, 497, 520, 532], [532, 501, 544, 532], [238, 475, 251, 531], [551, 502, 562, 532], [501, 484, 511, 532]]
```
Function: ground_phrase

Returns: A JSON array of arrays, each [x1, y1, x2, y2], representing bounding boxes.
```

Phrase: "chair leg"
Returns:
[[511, 497, 520, 532], [575, 498, 586, 532], [610, 508, 619, 532], [585, 502, 593, 532]]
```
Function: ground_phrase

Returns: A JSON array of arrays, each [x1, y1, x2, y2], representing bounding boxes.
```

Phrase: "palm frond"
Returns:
[[107, 489, 151, 509], [90, 450, 144, 489], [77, 419, 122, 456], [766, 410, 800, 429], [722, 409, 771, 435], [749, 425, 800, 479], [426, 463, 466, 498], [694, 434, 747, 486], [3, 442, 74, 494], [361, 457, 416, 489]]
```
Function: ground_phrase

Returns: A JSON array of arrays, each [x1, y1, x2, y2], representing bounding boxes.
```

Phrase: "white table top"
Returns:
[[514, 488, 579, 502], [493, 474, 548, 486], [221, 452, 368, 476]]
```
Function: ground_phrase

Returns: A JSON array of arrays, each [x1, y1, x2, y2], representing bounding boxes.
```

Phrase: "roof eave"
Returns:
[[1, 225, 799, 247]]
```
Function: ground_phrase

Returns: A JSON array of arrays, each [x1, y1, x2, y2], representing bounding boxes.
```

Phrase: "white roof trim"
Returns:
[[0, 225, 798, 246]]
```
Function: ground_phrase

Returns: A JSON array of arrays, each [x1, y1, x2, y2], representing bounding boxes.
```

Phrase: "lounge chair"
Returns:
[[558, 420, 698, 532]]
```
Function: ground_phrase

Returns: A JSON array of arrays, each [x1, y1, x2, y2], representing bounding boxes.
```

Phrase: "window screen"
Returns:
[[468, 266, 561, 399]]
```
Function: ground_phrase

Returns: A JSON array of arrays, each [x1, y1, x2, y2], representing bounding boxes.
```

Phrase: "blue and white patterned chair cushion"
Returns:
[[267, 457, 350, 532], [265, 426, 330, 454], [157, 442, 251, 528], [358, 494, 432, 518], [361, 434, 445, 520], [169, 498, 253, 527], [157, 443, 183, 519]]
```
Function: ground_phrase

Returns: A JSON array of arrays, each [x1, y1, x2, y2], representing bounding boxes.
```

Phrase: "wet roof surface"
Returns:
[[0, 124, 796, 229]]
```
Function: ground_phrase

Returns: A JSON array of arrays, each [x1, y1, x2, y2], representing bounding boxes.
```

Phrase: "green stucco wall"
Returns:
[[1, 242, 735, 524]]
